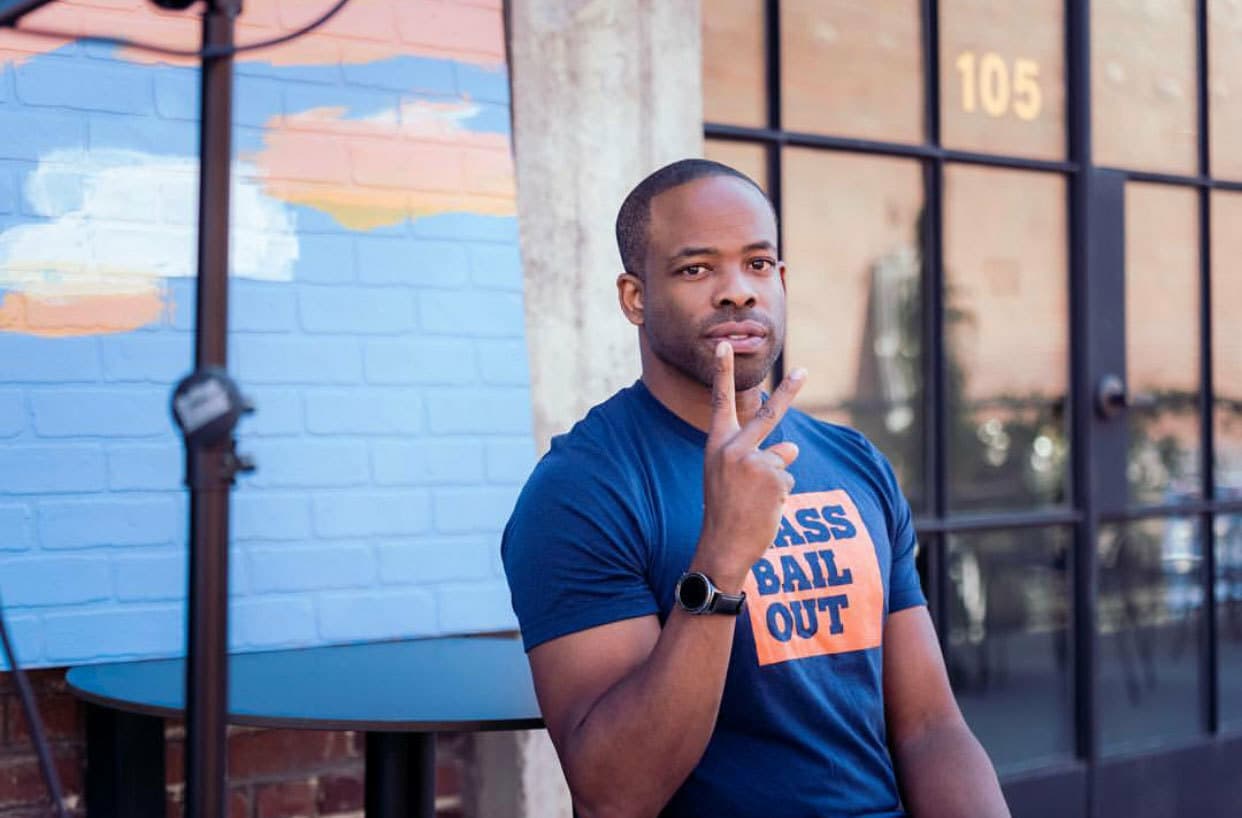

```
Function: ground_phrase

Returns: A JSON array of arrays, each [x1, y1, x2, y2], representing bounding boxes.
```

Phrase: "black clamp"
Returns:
[[171, 367, 257, 486]]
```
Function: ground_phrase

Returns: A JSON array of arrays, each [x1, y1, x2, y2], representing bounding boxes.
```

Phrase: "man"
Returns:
[[502, 159, 1010, 817]]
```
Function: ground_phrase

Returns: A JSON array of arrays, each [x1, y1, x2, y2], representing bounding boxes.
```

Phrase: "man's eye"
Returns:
[[680, 265, 708, 278], [749, 258, 776, 272]]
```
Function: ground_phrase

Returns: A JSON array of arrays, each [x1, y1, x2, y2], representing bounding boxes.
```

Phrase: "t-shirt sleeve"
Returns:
[[868, 443, 926, 614], [501, 452, 659, 651]]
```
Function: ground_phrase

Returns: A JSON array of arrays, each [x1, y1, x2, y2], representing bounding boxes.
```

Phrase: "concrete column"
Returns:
[[466, 1, 703, 816], [512, 0, 704, 454]]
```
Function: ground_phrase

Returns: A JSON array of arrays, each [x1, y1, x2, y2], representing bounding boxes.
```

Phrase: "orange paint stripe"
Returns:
[[0, 290, 165, 337]]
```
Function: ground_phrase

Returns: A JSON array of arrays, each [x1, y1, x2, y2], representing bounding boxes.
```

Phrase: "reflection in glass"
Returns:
[[1098, 519, 1204, 753], [1213, 191, 1242, 498], [704, 140, 768, 193], [1092, 0, 1197, 174], [947, 527, 1073, 774], [944, 165, 1069, 511], [781, 148, 925, 509], [1218, 514, 1242, 730], [702, 0, 767, 128], [1126, 183, 1201, 506], [1210, 0, 1242, 179], [780, 0, 923, 143], [939, 0, 1065, 160]]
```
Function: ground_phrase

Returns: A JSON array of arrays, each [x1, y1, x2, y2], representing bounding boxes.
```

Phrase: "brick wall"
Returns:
[[0, 671, 81, 818], [0, 0, 531, 667], [0, 0, 533, 810], [0, 670, 469, 818]]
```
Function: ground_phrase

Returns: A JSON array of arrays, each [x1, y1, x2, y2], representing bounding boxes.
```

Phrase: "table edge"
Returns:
[[66, 675, 544, 733]]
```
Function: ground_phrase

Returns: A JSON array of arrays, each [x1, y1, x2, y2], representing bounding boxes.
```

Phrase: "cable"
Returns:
[[0, 593, 69, 818], [8, 0, 352, 58]]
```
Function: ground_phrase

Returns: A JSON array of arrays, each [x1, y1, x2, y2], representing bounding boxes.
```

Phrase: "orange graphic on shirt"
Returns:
[[743, 490, 884, 666]]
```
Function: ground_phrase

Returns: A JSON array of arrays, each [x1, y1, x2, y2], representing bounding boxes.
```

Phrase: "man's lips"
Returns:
[[704, 320, 769, 354]]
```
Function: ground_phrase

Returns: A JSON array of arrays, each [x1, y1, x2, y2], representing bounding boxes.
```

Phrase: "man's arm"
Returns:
[[884, 605, 1011, 818], [528, 608, 734, 818], [526, 344, 805, 818]]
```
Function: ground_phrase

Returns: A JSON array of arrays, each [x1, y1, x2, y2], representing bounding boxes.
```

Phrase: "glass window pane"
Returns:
[[780, 0, 923, 143], [944, 165, 1069, 512], [939, 0, 1066, 160], [1218, 513, 1242, 731], [1209, 0, 1242, 179], [1215, 193, 1241, 730], [1126, 183, 1201, 506], [1213, 191, 1242, 498], [782, 148, 925, 509], [947, 527, 1074, 774], [1098, 518, 1204, 753], [704, 140, 769, 194], [702, 0, 768, 127], [1093, 0, 1197, 175]]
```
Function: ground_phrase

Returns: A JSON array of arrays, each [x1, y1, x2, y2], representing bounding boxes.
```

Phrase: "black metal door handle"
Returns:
[[1096, 373, 1157, 419]]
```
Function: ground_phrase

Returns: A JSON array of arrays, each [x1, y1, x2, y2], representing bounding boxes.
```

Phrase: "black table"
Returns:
[[66, 635, 543, 818]]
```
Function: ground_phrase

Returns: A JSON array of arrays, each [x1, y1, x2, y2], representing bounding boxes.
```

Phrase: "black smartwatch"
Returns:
[[675, 571, 745, 615]]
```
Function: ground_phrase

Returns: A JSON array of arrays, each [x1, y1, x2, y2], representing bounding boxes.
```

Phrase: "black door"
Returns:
[[1078, 164, 1242, 816]]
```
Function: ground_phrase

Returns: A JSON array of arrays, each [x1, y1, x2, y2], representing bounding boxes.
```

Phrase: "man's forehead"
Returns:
[[647, 175, 777, 244]]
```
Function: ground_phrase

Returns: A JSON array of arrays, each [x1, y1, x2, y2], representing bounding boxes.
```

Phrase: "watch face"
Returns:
[[678, 573, 710, 610]]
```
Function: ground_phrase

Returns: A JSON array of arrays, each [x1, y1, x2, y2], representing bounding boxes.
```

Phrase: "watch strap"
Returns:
[[708, 586, 745, 615]]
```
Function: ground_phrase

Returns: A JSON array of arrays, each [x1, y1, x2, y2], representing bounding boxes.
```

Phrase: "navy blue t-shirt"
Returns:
[[502, 381, 926, 817]]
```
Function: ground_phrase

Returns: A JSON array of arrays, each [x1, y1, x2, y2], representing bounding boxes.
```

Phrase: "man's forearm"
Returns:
[[562, 609, 736, 818], [892, 719, 1011, 818]]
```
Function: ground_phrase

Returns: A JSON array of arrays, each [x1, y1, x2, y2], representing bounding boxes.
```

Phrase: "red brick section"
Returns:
[[1, 671, 469, 818], [0, 671, 85, 818]]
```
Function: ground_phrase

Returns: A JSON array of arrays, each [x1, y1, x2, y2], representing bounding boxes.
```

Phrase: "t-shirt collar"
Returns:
[[629, 379, 787, 448]]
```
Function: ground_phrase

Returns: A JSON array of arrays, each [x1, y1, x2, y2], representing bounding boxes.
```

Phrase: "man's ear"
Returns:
[[779, 261, 787, 290], [617, 272, 645, 326]]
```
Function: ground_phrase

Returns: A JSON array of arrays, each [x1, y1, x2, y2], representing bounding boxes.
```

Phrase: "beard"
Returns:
[[642, 302, 784, 392]]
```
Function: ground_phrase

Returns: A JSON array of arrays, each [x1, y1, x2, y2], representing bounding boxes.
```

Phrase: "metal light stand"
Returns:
[[172, 2, 253, 818], [2, 2, 256, 816]]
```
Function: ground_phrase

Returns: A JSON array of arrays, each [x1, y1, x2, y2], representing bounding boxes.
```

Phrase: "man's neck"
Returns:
[[640, 357, 766, 433]]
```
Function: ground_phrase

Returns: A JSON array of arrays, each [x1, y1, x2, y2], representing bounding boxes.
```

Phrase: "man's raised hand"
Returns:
[[695, 341, 807, 593]]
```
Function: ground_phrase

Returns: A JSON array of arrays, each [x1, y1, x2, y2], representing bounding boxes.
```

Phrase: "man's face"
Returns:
[[638, 175, 786, 392]]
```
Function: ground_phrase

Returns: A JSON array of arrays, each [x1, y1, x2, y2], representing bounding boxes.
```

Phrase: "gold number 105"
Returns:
[[956, 51, 1042, 121]]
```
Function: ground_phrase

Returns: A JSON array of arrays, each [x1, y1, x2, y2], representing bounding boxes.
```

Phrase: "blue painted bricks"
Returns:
[[0, 25, 535, 668]]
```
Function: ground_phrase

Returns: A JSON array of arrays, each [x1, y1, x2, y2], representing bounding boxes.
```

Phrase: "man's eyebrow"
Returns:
[[666, 241, 777, 264], [666, 245, 718, 263]]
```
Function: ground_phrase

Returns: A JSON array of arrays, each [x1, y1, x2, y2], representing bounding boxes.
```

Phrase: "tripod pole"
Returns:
[[184, 2, 241, 817]]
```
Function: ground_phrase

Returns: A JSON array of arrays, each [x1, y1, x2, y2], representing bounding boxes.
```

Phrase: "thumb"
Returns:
[[765, 441, 799, 468]]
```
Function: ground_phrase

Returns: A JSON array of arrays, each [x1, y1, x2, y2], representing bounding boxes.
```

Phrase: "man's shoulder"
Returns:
[[518, 383, 651, 499], [543, 383, 648, 463], [502, 385, 655, 586]]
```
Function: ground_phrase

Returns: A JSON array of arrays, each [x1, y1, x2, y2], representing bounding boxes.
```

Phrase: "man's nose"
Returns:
[[712, 266, 758, 309]]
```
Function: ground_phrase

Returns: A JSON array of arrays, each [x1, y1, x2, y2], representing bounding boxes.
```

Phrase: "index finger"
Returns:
[[737, 367, 807, 448], [708, 340, 739, 442]]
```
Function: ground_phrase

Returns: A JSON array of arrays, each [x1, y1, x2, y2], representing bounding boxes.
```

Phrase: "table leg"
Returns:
[[84, 704, 167, 818], [365, 732, 435, 818]]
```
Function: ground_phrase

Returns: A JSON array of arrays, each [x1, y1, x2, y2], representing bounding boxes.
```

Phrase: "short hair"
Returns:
[[615, 158, 769, 277]]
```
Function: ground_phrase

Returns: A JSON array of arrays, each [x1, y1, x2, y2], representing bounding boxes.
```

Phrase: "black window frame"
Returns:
[[703, 0, 1242, 790]]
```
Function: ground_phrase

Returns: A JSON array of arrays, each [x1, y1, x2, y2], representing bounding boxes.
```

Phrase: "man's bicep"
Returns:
[[883, 605, 965, 746], [528, 614, 661, 752]]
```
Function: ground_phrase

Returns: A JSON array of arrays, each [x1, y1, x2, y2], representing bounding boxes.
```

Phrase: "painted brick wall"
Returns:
[[0, 0, 532, 668]]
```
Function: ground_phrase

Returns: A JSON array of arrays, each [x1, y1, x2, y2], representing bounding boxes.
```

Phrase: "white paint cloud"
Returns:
[[0, 148, 299, 299]]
